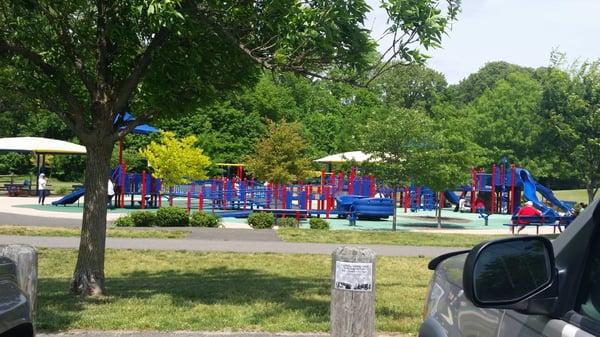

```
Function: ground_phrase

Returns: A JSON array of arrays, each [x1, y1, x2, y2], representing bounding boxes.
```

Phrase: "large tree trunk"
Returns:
[[587, 182, 597, 204], [70, 139, 113, 296]]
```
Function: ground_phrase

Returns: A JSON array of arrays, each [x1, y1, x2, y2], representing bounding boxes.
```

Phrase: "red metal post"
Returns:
[[243, 178, 247, 210], [325, 186, 330, 219], [369, 175, 375, 197], [500, 164, 505, 213], [510, 164, 516, 214], [491, 164, 496, 215], [471, 168, 476, 213], [120, 163, 126, 208]]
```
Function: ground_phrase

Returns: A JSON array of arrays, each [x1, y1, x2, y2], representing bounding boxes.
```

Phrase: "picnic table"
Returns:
[[504, 215, 574, 235], [4, 183, 26, 197]]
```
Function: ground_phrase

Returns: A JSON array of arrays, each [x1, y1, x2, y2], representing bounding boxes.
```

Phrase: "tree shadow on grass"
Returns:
[[37, 267, 333, 331]]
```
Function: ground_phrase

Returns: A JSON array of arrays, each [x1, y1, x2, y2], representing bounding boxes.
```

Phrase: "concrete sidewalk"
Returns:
[[0, 235, 462, 257]]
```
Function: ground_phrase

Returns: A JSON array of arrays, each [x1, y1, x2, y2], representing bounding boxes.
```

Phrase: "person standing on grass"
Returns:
[[516, 201, 542, 233], [38, 173, 47, 205]]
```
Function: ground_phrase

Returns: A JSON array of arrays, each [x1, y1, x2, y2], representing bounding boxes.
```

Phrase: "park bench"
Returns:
[[4, 183, 29, 197], [504, 215, 573, 235]]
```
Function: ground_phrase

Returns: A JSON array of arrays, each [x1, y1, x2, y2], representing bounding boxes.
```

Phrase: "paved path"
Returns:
[[0, 212, 85, 228], [0, 235, 462, 257], [37, 332, 407, 337]]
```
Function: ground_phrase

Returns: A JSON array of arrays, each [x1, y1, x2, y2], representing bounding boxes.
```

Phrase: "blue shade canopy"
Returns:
[[114, 112, 159, 135]]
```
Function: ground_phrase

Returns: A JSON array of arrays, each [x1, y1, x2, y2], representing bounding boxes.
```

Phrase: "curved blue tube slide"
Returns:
[[52, 188, 85, 206], [518, 168, 572, 216]]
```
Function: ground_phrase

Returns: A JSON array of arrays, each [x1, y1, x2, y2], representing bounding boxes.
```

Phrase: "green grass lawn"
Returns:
[[553, 189, 595, 204], [0, 174, 80, 195], [278, 228, 512, 248], [0, 226, 189, 239], [37, 249, 431, 335]]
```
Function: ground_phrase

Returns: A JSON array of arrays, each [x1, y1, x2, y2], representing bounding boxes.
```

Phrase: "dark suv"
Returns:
[[0, 257, 34, 337], [420, 199, 600, 337]]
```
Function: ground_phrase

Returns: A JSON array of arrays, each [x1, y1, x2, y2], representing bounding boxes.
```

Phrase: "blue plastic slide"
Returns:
[[518, 169, 572, 216], [52, 188, 85, 206], [444, 191, 461, 204]]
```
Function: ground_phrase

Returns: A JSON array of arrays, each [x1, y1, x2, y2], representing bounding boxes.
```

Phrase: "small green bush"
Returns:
[[278, 217, 298, 228], [55, 186, 70, 195], [248, 212, 274, 229], [190, 211, 221, 228], [113, 215, 134, 227], [155, 207, 189, 227], [309, 218, 329, 230], [129, 211, 156, 227]]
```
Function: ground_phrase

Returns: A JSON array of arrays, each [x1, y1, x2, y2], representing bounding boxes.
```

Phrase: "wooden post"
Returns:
[[331, 246, 375, 337], [0, 245, 37, 321]]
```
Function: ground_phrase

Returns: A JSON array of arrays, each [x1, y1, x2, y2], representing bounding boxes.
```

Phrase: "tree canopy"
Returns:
[[140, 131, 211, 187], [0, 0, 461, 296], [245, 121, 311, 184]]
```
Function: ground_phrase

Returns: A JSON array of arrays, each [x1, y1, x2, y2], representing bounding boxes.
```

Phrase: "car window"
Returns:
[[576, 233, 600, 322]]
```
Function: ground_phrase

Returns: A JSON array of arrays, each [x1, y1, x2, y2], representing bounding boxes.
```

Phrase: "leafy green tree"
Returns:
[[140, 132, 211, 188], [159, 101, 265, 165], [449, 61, 535, 105], [245, 121, 311, 185], [374, 63, 448, 115], [463, 72, 543, 171], [362, 107, 479, 228], [537, 57, 600, 202], [0, 0, 459, 295]]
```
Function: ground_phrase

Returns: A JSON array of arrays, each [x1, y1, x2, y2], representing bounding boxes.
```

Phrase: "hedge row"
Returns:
[[246, 212, 329, 230], [114, 207, 221, 228], [114, 207, 330, 230]]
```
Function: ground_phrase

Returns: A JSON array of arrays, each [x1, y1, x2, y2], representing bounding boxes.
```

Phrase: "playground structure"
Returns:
[[52, 164, 395, 221], [444, 163, 575, 223], [167, 168, 391, 220]]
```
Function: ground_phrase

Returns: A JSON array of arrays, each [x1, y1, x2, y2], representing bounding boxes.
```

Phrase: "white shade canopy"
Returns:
[[314, 151, 374, 163], [0, 137, 86, 155]]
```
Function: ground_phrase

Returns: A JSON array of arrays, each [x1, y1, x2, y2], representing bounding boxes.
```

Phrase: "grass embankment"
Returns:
[[278, 228, 509, 248], [0, 226, 189, 239], [38, 249, 430, 335]]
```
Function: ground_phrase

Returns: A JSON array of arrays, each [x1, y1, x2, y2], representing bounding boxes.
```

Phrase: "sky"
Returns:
[[365, 0, 600, 84]]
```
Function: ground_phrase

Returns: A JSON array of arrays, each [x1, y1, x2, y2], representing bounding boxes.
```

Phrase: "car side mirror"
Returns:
[[463, 236, 558, 314]]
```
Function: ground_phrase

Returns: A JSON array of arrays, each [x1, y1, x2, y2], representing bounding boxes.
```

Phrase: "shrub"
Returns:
[[248, 212, 274, 229], [113, 215, 134, 227], [129, 211, 157, 227], [54, 186, 70, 195], [190, 211, 221, 228], [309, 218, 329, 230], [154, 207, 189, 227], [278, 217, 298, 228]]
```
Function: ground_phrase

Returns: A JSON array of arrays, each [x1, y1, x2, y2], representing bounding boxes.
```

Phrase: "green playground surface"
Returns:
[[14, 201, 511, 231]]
